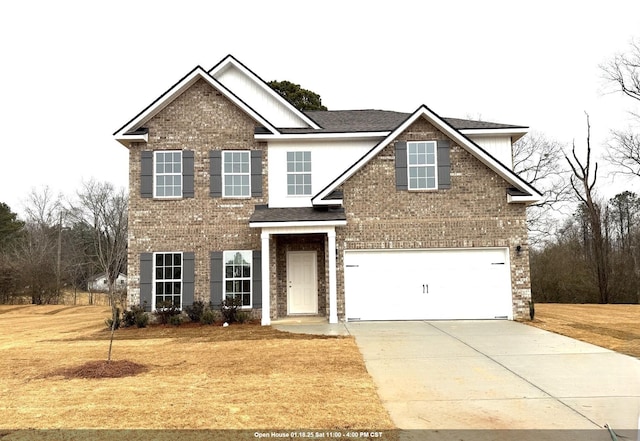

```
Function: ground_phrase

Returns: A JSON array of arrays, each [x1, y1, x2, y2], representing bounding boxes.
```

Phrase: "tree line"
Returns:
[[522, 38, 640, 304], [0, 180, 127, 306]]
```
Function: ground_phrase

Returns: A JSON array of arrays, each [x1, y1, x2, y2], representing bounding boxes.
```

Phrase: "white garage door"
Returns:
[[344, 248, 513, 321]]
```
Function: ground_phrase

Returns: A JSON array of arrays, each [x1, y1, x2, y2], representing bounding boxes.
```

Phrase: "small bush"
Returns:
[[105, 308, 121, 330], [200, 309, 216, 325], [154, 301, 182, 325], [169, 315, 183, 326], [220, 297, 243, 323], [184, 301, 206, 323], [235, 311, 251, 324], [123, 305, 148, 328]]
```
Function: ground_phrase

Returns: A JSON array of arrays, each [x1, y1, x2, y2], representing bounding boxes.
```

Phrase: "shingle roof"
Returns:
[[249, 205, 346, 224], [270, 110, 527, 134]]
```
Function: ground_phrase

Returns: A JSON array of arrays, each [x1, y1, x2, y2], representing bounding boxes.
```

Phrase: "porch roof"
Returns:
[[249, 205, 346, 226]]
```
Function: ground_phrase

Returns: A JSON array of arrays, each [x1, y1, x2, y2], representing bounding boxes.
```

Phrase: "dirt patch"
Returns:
[[0, 305, 394, 430], [526, 303, 640, 358], [47, 360, 148, 379]]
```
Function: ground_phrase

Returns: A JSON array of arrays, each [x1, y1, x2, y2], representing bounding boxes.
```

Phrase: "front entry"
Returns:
[[287, 251, 318, 314]]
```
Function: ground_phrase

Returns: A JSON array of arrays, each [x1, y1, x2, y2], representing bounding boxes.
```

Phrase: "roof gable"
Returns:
[[209, 55, 320, 130], [113, 65, 280, 146], [312, 105, 542, 205]]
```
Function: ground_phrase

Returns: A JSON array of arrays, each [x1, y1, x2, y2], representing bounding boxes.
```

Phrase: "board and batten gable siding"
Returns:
[[336, 116, 532, 319], [212, 64, 310, 129], [126, 78, 266, 314], [267, 139, 377, 208], [469, 135, 514, 169]]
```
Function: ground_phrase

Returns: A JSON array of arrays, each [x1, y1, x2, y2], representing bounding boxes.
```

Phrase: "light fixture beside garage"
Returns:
[[516, 245, 522, 256]]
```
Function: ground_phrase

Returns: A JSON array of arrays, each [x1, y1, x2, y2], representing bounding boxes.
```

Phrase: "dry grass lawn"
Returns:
[[527, 303, 640, 358], [0, 305, 394, 432]]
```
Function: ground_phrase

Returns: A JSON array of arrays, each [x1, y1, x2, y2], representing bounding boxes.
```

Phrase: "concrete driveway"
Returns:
[[275, 319, 640, 437]]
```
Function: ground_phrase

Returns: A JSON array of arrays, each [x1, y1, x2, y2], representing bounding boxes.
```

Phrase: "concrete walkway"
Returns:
[[274, 320, 640, 436]]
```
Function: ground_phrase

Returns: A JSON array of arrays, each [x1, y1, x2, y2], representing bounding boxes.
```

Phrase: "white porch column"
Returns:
[[261, 232, 271, 326], [328, 229, 338, 324]]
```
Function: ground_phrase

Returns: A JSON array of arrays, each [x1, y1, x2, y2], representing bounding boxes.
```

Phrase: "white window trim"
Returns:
[[152, 251, 183, 310], [286, 151, 312, 196], [222, 150, 251, 198], [153, 150, 183, 199], [223, 250, 253, 309], [407, 141, 438, 190]]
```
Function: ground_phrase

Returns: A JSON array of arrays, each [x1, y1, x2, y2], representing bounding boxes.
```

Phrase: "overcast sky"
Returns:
[[1, 1, 640, 216]]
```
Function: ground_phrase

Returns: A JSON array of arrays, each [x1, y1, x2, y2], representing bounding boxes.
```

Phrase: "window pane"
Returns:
[[243, 294, 250, 306], [242, 264, 250, 277]]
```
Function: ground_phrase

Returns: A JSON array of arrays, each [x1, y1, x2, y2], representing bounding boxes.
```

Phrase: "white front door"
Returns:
[[287, 251, 318, 314]]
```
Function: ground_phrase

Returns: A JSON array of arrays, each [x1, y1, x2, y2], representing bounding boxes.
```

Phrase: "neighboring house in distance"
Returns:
[[88, 273, 127, 292], [114, 55, 541, 325]]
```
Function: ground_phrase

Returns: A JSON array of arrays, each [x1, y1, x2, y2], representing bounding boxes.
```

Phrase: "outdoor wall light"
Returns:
[[516, 245, 522, 256]]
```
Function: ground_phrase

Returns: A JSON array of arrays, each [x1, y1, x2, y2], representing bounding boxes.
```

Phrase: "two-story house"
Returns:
[[114, 55, 541, 325]]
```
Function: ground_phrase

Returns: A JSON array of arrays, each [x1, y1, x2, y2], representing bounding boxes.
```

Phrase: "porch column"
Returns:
[[261, 232, 271, 326], [328, 229, 338, 324]]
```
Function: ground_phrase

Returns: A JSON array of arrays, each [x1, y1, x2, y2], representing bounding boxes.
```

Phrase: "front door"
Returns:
[[287, 251, 318, 314]]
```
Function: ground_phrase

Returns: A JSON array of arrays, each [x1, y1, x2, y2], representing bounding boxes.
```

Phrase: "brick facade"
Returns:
[[336, 117, 531, 319], [125, 79, 532, 321], [127, 79, 266, 316]]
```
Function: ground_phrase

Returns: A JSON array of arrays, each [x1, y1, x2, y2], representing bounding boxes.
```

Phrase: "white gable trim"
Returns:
[[312, 105, 542, 205], [255, 131, 390, 142], [209, 55, 321, 130], [114, 66, 279, 146], [461, 127, 528, 142]]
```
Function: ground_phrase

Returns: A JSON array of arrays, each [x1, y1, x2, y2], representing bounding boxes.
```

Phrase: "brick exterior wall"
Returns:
[[336, 117, 532, 319], [127, 79, 266, 317], [125, 79, 532, 321]]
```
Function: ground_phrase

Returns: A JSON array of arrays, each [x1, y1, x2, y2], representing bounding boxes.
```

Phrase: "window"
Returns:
[[154, 252, 182, 309], [287, 151, 311, 195], [408, 141, 437, 190], [223, 151, 250, 197], [223, 250, 251, 308], [154, 151, 182, 197]]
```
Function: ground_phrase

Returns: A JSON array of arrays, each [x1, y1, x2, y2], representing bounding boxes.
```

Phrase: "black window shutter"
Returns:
[[210, 251, 223, 307], [141, 151, 153, 198], [210, 151, 222, 198], [251, 150, 263, 197], [395, 141, 408, 190], [437, 140, 451, 189], [182, 151, 195, 198], [140, 253, 153, 311], [252, 251, 262, 309], [182, 252, 195, 309]]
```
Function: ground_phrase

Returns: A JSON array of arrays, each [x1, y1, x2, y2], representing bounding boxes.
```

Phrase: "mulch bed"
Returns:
[[48, 360, 148, 379]]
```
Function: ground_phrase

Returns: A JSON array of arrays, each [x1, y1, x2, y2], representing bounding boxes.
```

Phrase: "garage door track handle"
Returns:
[[423, 284, 429, 294]]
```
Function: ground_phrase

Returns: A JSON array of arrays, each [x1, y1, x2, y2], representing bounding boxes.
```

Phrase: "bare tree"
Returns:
[[513, 131, 571, 245], [564, 114, 610, 303], [601, 38, 640, 177], [69, 180, 128, 362]]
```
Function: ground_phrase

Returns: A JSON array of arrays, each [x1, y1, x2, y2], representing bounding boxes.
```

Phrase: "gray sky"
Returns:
[[1, 0, 639, 216]]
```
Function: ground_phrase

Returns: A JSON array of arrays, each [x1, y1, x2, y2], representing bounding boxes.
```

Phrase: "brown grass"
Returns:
[[0, 305, 394, 431], [526, 303, 640, 358]]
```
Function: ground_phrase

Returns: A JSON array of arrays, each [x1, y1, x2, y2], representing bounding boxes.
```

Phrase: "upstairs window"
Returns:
[[223, 151, 250, 197], [154, 151, 182, 197], [408, 141, 437, 190], [287, 151, 312, 195]]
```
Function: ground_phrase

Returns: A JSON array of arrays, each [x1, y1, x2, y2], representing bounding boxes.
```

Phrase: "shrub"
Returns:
[[235, 311, 251, 324], [169, 315, 183, 326], [105, 308, 121, 330], [200, 309, 216, 325], [220, 297, 243, 323], [184, 300, 206, 323], [123, 305, 148, 328], [154, 301, 182, 325]]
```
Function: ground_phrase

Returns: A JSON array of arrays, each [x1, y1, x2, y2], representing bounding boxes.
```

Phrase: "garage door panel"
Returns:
[[345, 249, 512, 321]]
